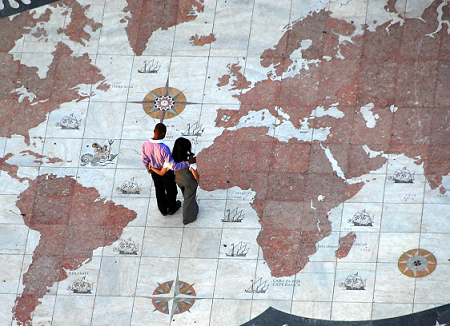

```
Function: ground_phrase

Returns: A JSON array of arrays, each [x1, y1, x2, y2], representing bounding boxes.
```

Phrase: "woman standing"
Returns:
[[151, 137, 199, 225]]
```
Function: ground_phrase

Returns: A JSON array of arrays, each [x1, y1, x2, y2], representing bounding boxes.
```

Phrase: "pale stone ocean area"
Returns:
[[0, 0, 450, 325]]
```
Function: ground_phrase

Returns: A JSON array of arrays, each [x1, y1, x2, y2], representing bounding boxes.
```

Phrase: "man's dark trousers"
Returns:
[[151, 170, 178, 215]]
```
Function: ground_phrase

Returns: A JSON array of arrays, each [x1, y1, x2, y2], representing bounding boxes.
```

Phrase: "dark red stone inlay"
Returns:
[[199, 0, 450, 277], [12, 175, 136, 326], [123, 0, 205, 56]]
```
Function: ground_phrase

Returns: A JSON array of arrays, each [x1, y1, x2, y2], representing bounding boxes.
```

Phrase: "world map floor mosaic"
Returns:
[[1, 0, 450, 325]]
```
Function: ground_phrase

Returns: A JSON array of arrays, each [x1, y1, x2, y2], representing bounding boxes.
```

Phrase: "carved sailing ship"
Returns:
[[390, 166, 415, 183], [222, 207, 245, 222], [226, 241, 249, 257], [67, 276, 93, 294], [340, 272, 366, 290], [181, 122, 204, 136], [55, 113, 81, 129], [114, 237, 139, 255], [138, 59, 161, 73], [348, 209, 373, 226], [245, 278, 269, 293], [116, 177, 141, 194]]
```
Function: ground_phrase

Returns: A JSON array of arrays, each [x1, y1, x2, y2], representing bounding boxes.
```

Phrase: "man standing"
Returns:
[[142, 123, 195, 216]]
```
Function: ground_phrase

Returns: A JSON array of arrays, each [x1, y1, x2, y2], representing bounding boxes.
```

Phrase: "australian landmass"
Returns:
[[198, 0, 450, 277]]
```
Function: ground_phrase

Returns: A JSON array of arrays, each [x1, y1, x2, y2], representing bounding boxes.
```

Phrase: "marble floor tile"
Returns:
[[180, 227, 222, 259], [373, 262, 415, 304], [141, 227, 184, 258], [75, 168, 116, 198], [135, 257, 179, 297], [113, 168, 151, 198], [0, 294, 15, 326], [170, 298, 212, 326], [203, 58, 243, 105], [187, 199, 227, 229], [331, 302, 373, 321], [42, 137, 84, 167], [91, 296, 134, 326], [371, 303, 413, 320], [291, 300, 332, 320], [292, 272, 335, 302], [219, 228, 260, 260], [52, 295, 95, 326], [380, 203, 423, 233], [345, 174, 387, 203], [0, 255, 24, 293], [131, 296, 169, 326], [209, 0, 253, 57], [210, 299, 252, 326], [333, 262, 376, 303], [84, 101, 126, 139], [0, 224, 29, 255], [214, 259, 258, 300], [96, 255, 140, 296], [30, 294, 57, 326], [0, 195, 26, 224], [377, 233, 420, 263]]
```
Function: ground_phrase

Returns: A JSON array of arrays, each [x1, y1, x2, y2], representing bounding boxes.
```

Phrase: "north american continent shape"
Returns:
[[12, 174, 137, 326], [0, 6, 108, 145], [198, 0, 450, 277]]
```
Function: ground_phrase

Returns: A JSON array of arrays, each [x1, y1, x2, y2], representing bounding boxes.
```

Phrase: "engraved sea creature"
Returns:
[[80, 140, 118, 166]]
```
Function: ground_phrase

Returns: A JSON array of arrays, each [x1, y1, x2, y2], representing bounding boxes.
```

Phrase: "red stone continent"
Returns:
[[123, 0, 205, 56], [202, 0, 450, 277], [12, 174, 137, 326], [336, 232, 357, 259]]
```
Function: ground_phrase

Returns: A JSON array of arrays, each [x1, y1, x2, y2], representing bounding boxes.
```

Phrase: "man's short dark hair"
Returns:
[[154, 123, 166, 135]]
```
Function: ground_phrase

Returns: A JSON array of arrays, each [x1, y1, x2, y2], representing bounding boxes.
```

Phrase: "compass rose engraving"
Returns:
[[131, 78, 196, 122], [398, 248, 437, 278], [150, 277, 196, 320]]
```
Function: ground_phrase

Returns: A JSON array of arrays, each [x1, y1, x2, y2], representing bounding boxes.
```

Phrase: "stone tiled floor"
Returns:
[[1, 0, 450, 325]]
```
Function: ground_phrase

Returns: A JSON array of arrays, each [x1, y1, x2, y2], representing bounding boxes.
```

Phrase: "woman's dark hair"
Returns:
[[172, 137, 193, 163]]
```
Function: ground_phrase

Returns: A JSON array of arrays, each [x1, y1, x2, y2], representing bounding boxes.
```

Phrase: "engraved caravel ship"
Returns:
[[117, 177, 141, 194], [226, 241, 249, 257], [245, 278, 269, 293], [340, 272, 366, 290], [391, 166, 415, 183], [117, 238, 139, 255], [67, 276, 92, 294], [181, 122, 204, 136], [55, 113, 81, 129], [348, 209, 373, 226]]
